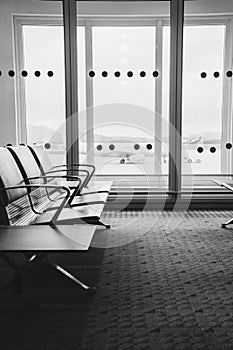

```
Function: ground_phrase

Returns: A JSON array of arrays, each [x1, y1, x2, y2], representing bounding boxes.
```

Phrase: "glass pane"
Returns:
[[92, 26, 155, 175], [93, 27, 155, 110], [77, 26, 87, 163], [76, 0, 170, 183], [78, 27, 86, 114], [182, 25, 224, 175], [0, 0, 65, 165], [23, 25, 66, 166], [183, 0, 233, 189], [162, 25, 171, 174]]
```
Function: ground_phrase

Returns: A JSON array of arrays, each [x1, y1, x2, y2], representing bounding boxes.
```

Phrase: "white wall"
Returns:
[[0, 0, 232, 146]]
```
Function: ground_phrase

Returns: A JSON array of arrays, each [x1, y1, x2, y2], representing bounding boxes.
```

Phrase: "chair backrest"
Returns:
[[0, 147, 31, 225], [0, 147, 58, 226], [27, 144, 90, 190], [7, 146, 42, 184], [27, 144, 53, 174], [8, 145, 59, 187], [0, 147, 26, 205]]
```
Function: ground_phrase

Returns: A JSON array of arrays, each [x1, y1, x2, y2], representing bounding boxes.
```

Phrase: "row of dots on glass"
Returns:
[[17, 142, 232, 153], [97, 144, 153, 151], [0, 70, 54, 77], [1, 70, 233, 78], [96, 143, 233, 152], [88, 71, 159, 78], [0, 70, 159, 78], [89, 71, 233, 78], [198, 143, 232, 153], [201, 71, 233, 78]]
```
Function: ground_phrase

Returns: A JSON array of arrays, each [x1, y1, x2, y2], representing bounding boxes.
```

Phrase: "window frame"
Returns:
[[13, 12, 233, 206]]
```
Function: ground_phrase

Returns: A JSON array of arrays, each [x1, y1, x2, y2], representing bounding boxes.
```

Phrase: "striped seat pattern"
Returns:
[[6, 187, 60, 226], [0, 147, 66, 226]]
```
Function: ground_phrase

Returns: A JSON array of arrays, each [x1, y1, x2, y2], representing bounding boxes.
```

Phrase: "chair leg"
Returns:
[[0, 253, 96, 295], [51, 262, 96, 294], [83, 217, 111, 229], [222, 218, 233, 228], [97, 220, 111, 229]]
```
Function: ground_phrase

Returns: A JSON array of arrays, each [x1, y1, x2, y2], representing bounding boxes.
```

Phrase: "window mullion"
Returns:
[[85, 20, 94, 165], [63, 0, 79, 166], [154, 20, 163, 177], [13, 18, 27, 144], [221, 19, 233, 175], [169, 0, 184, 199]]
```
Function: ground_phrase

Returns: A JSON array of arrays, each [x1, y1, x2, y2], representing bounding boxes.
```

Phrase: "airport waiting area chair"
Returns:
[[0, 146, 112, 294]]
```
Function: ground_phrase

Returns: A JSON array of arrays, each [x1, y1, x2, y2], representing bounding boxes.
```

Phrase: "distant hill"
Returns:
[[94, 134, 153, 143], [27, 124, 65, 144], [27, 124, 221, 146]]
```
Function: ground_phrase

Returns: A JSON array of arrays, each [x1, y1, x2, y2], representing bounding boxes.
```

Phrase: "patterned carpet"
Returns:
[[1, 210, 233, 349]]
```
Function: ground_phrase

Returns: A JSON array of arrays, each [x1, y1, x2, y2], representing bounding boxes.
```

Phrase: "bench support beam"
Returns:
[[0, 253, 96, 296]]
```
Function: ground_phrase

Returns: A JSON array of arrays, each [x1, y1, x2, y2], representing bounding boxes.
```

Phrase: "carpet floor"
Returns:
[[1, 210, 233, 349]]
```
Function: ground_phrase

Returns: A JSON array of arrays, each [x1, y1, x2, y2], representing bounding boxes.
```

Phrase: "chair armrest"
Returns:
[[52, 164, 95, 187], [212, 180, 222, 186], [220, 182, 233, 191], [27, 174, 81, 182], [212, 180, 233, 190], [26, 175, 82, 191], [26, 175, 82, 203], [43, 169, 89, 194], [0, 184, 70, 223], [0, 184, 70, 197]]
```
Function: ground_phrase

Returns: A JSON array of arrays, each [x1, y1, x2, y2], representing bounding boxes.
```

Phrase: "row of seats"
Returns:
[[0, 144, 113, 294], [0, 145, 112, 228]]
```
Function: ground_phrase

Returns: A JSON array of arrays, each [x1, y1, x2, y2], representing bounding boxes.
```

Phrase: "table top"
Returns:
[[0, 224, 96, 252]]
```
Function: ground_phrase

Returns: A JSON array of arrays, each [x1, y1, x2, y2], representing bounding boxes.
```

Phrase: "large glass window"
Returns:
[[22, 23, 85, 166], [182, 24, 225, 176], [23, 25, 66, 149], [182, 0, 233, 191], [0, 1, 64, 151], [18, 12, 233, 188], [77, 17, 170, 181], [4, 0, 233, 208], [92, 26, 156, 175]]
